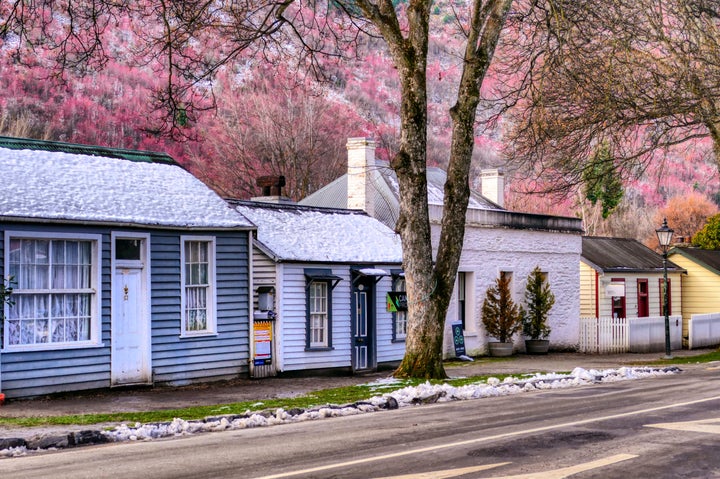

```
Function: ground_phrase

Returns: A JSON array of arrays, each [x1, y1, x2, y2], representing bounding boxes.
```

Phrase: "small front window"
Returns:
[[181, 237, 216, 336], [4, 234, 100, 349], [309, 282, 328, 347]]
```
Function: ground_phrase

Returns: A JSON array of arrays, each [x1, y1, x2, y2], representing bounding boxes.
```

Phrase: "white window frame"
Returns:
[[457, 271, 476, 334], [3, 231, 102, 351], [180, 235, 217, 337], [308, 281, 329, 348]]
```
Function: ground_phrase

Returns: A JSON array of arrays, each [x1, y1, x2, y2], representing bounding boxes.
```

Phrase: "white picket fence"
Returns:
[[688, 313, 720, 349], [579, 316, 682, 354]]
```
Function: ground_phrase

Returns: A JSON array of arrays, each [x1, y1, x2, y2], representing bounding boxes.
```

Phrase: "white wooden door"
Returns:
[[111, 235, 151, 385]]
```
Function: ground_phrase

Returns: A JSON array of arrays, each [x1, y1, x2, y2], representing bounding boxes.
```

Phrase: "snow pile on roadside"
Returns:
[[99, 366, 678, 444]]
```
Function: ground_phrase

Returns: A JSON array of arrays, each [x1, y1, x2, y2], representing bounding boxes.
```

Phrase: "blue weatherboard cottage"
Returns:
[[0, 137, 255, 398]]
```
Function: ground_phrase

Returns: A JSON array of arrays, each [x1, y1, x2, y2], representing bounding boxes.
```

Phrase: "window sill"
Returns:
[[391, 338, 406, 343], [2, 341, 105, 353], [180, 332, 219, 339], [305, 347, 334, 352]]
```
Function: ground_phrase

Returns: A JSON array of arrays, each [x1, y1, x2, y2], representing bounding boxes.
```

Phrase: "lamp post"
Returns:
[[656, 218, 674, 359]]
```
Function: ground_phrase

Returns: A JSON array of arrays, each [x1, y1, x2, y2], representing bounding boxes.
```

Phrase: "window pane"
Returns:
[[36, 319, 49, 343], [7, 320, 20, 345], [52, 319, 66, 342], [115, 239, 141, 260], [78, 317, 91, 341]]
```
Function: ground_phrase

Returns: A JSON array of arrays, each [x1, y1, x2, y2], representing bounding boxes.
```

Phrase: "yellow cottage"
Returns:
[[667, 247, 720, 343], [581, 237, 685, 320]]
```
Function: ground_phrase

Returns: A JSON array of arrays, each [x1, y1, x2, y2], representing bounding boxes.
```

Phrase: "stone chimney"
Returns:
[[480, 168, 505, 207], [346, 137, 376, 215], [251, 175, 294, 204]]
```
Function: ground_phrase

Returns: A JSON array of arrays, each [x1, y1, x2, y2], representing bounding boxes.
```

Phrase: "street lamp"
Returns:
[[656, 218, 674, 359]]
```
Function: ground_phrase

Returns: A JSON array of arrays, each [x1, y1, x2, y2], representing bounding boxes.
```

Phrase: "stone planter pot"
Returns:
[[525, 339, 550, 355], [488, 341, 514, 357]]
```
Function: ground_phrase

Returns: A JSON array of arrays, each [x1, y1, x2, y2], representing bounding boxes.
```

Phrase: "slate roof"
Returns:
[[582, 236, 684, 273], [0, 136, 254, 230], [668, 247, 720, 276], [299, 160, 502, 229], [229, 200, 403, 264]]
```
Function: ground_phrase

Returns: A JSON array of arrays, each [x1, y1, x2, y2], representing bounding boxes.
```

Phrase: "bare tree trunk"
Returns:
[[394, 0, 514, 378]]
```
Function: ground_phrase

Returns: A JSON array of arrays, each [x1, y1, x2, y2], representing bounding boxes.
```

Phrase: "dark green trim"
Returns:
[[0, 136, 177, 165]]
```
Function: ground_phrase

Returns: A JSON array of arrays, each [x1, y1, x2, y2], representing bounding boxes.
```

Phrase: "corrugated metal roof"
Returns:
[[582, 236, 684, 273], [669, 247, 720, 276], [0, 136, 177, 165], [300, 161, 501, 229]]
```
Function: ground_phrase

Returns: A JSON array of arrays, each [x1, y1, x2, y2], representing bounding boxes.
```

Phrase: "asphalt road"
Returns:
[[3, 365, 720, 479]]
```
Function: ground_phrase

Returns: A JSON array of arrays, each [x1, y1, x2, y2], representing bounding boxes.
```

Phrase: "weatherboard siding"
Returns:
[[374, 271, 405, 365], [280, 264, 352, 371], [668, 254, 720, 339], [579, 262, 597, 317], [599, 272, 682, 320], [151, 232, 250, 385], [0, 224, 250, 398]]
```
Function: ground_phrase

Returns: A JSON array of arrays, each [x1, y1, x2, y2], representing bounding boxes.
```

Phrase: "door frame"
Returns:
[[637, 278, 649, 317], [351, 272, 378, 372], [111, 232, 152, 385]]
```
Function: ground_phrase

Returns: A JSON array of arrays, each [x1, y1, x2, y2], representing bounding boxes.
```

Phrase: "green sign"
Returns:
[[386, 291, 408, 312]]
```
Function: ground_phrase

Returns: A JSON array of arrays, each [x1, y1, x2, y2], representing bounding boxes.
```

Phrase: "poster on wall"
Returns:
[[386, 291, 408, 312], [254, 321, 273, 366]]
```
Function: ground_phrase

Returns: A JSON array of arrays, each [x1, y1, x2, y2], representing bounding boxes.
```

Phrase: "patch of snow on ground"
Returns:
[[93, 367, 679, 445], [0, 366, 680, 456]]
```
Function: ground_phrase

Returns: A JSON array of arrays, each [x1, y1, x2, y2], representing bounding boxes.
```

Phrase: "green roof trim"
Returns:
[[0, 136, 177, 165]]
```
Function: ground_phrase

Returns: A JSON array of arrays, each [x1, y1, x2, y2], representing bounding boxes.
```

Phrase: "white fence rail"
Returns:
[[688, 313, 720, 349], [579, 316, 682, 354]]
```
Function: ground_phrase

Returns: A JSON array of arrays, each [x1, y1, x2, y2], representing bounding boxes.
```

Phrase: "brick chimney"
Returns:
[[251, 175, 293, 204], [346, 138, 376, 215], [480, 168, 505, 208]]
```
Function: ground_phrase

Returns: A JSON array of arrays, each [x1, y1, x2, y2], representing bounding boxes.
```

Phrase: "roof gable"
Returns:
[[0, 137, 254, 230], [668, 247, 720, 276], [582, 236, 684, 273], [230, 200, 402, 264], [299, 161, 502, 229]]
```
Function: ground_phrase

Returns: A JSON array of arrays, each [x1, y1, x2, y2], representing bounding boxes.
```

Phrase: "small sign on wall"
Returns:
[[386, 292, 408, 312], [605, 283, 625, 297]]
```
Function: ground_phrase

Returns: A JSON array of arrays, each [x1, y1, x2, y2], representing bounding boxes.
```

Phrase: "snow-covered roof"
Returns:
[[0, 138, 254, 230], [230, 200, 403, 264]]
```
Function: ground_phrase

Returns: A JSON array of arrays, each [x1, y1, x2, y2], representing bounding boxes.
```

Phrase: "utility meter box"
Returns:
[[257, 286, 275, 312]]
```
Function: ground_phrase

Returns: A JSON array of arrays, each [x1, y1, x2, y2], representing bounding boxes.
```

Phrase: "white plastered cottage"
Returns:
[[301, 138, 584, 355]]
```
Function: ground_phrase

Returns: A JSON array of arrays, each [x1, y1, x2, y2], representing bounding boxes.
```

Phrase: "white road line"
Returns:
[[251, 394, 720, 479], [646, 417, 720, 434], [491, 454, 638, 479], [371, 463, 510, 479], [370, 455, 637, 479]]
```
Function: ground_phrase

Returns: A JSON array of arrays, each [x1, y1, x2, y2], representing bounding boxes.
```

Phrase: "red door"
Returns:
[[637, 279, 649, 317]]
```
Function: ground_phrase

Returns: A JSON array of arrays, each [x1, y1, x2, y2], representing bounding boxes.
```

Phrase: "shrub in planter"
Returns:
[[521, 267, 555, 354], [482, 275, 522, 349]]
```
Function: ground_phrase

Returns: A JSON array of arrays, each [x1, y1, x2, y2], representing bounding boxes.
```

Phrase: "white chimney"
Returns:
[[480, 168, 505, 207], [346, 137, 376, 215]]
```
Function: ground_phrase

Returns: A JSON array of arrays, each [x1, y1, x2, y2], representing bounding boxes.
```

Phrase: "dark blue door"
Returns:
[[352, 276, 375, 371]]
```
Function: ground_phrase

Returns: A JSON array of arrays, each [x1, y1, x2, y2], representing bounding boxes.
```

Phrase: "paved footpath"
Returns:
[[0, 349, 716, 444]]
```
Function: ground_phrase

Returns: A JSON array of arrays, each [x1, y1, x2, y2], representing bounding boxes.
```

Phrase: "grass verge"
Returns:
[[0, 373, 515, 429]]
